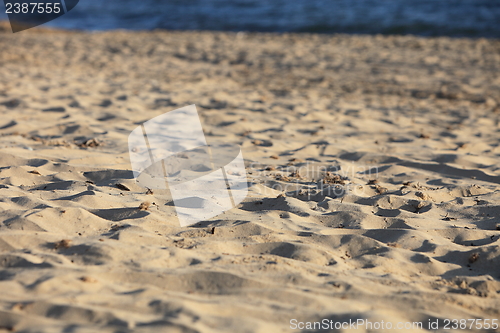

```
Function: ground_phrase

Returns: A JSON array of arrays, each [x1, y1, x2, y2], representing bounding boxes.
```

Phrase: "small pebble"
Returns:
[[80, 276, 98, 283], [54, 239, 71, 249], [375, 185, 388, 194], [469, 253, 479, 263], [139, 201, 151, 210]]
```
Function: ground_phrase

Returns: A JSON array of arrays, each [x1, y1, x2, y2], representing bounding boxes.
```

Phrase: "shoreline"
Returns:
[[2, 20, 500, 41]]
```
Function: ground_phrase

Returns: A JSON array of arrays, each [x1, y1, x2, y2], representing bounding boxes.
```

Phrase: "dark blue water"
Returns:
[[2, 0, 500, 37]]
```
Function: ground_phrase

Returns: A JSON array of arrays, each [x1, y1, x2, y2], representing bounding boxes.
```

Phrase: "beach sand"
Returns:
[[0, 23, 499, 332]]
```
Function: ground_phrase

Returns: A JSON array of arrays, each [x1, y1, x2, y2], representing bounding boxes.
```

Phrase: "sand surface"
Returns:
[[0, 23, 500, 332]]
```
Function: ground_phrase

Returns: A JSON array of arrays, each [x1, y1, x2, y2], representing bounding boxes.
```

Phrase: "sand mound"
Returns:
[[0, 27, 499, 332]]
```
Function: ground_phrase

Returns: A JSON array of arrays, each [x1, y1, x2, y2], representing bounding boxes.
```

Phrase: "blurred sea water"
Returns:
[[1, 0, 499, 37]]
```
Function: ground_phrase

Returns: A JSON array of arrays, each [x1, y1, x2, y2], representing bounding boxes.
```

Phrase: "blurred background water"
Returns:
[[1, 0, 499, 37]]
